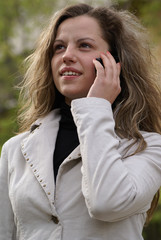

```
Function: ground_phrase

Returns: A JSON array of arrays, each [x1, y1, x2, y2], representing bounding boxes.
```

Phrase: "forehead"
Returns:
[[56, 15, 103, 39]]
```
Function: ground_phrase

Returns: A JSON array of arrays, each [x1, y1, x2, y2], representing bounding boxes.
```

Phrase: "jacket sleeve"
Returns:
[[71, 97, 161, 222], [0, 144, 16, 239]]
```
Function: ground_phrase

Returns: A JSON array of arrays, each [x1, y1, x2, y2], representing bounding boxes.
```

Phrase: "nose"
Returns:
[[62, 46, 77, 64]]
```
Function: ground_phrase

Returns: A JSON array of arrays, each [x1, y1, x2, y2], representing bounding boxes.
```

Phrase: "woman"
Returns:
[[0, 3, 161, 240]]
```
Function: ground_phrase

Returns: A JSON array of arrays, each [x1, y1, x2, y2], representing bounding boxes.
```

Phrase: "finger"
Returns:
[[100, 52, 115, 79], [93, 58, 104, 69], [93, 59, 104, 77], [106, 52, 121, 81], [106, 51, 118, 65]]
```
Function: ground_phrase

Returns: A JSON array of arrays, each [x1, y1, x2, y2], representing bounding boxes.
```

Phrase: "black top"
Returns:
[[53, 102, 79, 181]]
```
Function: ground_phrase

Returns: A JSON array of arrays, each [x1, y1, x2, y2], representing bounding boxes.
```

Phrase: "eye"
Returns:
[[53, 44, 65, 53], [79, 42, 92, 49]]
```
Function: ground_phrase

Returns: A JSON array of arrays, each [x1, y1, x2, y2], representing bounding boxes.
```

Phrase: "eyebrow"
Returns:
[[54, 39, 64, 44], [77, 38, 96, 42], [54, 37, 96, 44]]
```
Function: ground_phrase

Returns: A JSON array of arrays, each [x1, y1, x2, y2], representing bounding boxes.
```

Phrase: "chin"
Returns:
[[61, 89, 87, 101]]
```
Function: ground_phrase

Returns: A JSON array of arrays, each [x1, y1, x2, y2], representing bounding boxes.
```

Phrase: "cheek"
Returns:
[[83, 56, 95, 72], [51, 57, 57, 73], [51, 58, 59, 81], [84, 59, 96, 81]]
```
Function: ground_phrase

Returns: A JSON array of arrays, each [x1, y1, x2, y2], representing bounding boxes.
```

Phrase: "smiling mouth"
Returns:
[[61, 71, 81, 76]]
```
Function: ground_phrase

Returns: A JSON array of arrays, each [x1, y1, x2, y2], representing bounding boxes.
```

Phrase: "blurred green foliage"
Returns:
[[0, 0, 161, 239], [0, 108, 18, 153], [0, 0, 58, 109], [117, 0, 161, 43]]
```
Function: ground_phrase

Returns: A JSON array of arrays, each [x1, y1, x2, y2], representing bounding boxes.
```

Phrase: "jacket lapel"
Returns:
[[21, 109, 61, 203]]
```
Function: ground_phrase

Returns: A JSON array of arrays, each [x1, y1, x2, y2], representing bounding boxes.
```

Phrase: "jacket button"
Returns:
[[51, 215, 59, 224]]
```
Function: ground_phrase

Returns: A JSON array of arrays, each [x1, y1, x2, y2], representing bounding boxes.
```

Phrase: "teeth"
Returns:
[[62, 71, 80, 76]]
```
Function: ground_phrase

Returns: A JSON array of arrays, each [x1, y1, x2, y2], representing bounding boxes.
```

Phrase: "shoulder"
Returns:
[[1, 109, 61, 156], [119, 131, 161, 147], [141, 131, 161, 146], [118, 131, 161, 158], [0, 132, 30, 169], [2, 131, 30, 156]]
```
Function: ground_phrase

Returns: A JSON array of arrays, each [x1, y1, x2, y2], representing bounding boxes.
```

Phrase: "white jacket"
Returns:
[[0, 97, 161, 240]]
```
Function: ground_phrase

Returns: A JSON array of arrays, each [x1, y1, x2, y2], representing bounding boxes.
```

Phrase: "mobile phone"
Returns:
[[96, 58, 104, 67], [96, 54, 119, 66]]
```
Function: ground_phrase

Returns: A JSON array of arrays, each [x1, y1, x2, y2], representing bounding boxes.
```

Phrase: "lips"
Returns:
[[60, 67, 82, 76]]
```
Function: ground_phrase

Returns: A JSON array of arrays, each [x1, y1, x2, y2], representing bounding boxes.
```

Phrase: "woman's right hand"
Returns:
[[87, 51, 121, 104]]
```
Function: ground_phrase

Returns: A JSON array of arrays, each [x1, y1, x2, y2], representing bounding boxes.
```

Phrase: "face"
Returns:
[[51, 15, 109, 104]]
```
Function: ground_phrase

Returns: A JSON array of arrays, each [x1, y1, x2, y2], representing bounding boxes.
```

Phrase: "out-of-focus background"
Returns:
[[0, 0, 161, 238]]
